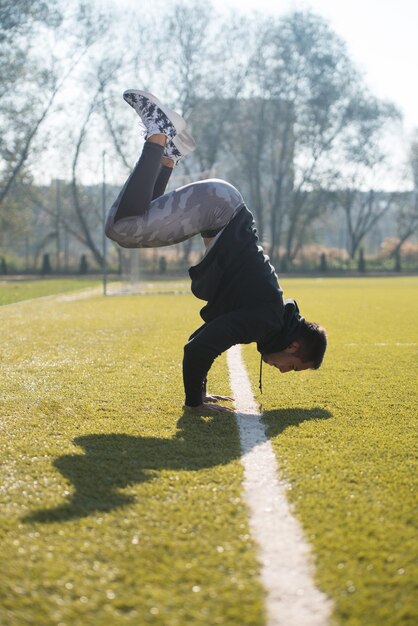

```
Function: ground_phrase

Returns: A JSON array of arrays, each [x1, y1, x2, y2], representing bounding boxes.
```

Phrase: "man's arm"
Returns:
[[183, 310, 261, 408]]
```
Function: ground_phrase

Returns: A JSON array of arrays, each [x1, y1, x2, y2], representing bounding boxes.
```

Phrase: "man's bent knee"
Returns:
[[105, 216, 137, 248], [198, 179, 244, 208]]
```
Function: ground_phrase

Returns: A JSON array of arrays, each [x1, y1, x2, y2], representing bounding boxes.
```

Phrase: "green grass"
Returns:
[[243, 277, 418, 626], [1, 277, 416, 625], [0, 278, 101, 305], [0, 293, 264, 625]]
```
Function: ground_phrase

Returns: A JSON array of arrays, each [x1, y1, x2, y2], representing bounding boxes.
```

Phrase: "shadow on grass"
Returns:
[[24, 406, 331, 523]]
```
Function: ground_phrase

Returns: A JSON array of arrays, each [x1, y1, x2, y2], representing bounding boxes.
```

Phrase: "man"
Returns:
[[105, 90, 327, 412]]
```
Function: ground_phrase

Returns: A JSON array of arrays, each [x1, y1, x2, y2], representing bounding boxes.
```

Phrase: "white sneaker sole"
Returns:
[[123, 89, 196, 156], [173, 127, 197, 156]]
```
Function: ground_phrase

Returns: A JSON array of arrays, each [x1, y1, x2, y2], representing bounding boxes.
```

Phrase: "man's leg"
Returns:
[[105, 91, 244, 248], [152, 159, 175, 201], [112, 135, 167, 222], [106, 170, 244, 249], [106, 89, 189, 228], [112, 138, 178, 221]]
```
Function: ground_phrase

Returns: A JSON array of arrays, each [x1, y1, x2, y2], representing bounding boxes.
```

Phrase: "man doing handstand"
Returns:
[[105, 91, 327, 412]]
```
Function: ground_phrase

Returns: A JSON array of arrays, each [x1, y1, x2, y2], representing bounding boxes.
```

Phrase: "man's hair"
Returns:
[[294, 320, 327, 369]]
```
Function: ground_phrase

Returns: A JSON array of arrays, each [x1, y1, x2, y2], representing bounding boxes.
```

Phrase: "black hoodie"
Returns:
[[183, 204, 303, 406]]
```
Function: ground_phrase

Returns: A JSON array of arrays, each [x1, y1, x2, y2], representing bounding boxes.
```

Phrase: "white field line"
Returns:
[[227, 345, 332, 626], [0, 286, 102, 310]]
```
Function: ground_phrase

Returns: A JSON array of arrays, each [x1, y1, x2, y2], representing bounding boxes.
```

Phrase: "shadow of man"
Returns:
[[24, 406, 331, 523]]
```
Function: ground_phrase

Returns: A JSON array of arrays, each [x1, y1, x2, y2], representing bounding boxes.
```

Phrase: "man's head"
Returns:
[[263, 320, 327, 373]]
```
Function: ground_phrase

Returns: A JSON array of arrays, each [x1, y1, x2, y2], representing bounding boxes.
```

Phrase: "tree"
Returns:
[[390, 192, 418, 261], [0, 2, 407, 273], [245, 11, 399, 264], [0, 0, 60, 34], [0, 0, 108, 260], [388, 134, 418, 265], [221, 97, 294, 246], [0, 0, 62, 206], [338, 188, 394, 259]]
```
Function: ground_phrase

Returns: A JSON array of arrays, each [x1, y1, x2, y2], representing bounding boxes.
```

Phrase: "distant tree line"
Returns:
[[0, 0, 417, 274]]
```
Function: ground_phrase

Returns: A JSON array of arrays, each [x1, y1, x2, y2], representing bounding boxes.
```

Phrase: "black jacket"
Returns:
[[183, 205, 303, 406]]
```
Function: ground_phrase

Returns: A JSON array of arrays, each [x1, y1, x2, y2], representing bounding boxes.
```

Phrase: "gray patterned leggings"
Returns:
[[105, 141, 244, 248]]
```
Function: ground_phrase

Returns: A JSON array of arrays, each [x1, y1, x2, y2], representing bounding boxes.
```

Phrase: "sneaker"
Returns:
[[165, 128, 197, 164], [164, 140, 183, 164], [123, 89, 185, 141], [171, 127, 196, 157]]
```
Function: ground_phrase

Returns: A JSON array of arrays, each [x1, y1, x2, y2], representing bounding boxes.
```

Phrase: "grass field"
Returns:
[[0, 277, 417, 625], [0, 278, 100, 306]]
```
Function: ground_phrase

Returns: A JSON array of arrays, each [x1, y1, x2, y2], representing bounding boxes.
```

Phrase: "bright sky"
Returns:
[[211, 0, 417, 135]]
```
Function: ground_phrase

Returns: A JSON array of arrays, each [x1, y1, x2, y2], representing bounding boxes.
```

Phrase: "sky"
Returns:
[[210, 0, 417, 136]]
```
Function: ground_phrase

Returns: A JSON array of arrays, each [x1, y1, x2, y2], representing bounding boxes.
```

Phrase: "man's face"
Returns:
[[262, 342, 313, 373]]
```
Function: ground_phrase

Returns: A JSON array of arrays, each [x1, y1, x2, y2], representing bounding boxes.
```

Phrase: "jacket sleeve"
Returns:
[[183, 310, 263, 407]]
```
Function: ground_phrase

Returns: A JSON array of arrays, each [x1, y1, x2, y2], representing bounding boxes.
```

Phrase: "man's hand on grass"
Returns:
[[204, 394, 234, 404]]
